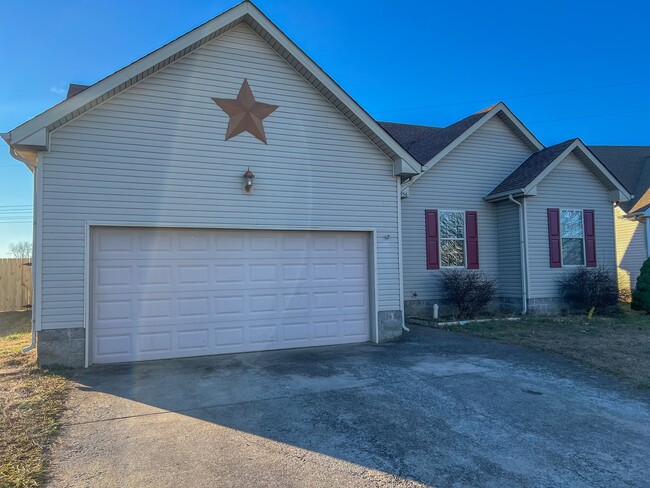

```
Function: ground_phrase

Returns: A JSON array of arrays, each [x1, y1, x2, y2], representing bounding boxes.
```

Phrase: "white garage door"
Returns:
[[91, 228, 371, 364]]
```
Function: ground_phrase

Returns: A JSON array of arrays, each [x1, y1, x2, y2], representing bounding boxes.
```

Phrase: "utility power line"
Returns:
[[528, 108, 650, 125], [374, 79, 650, 115]]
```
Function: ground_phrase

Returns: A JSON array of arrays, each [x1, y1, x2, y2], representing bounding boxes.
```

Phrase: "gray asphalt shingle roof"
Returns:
[[379, 108, 491, 165], [590, 146, 650, 213], [488, 139, 577, 197]]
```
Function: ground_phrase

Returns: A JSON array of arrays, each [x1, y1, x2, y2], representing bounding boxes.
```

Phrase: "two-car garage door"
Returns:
[[91, 228, 371, 364]]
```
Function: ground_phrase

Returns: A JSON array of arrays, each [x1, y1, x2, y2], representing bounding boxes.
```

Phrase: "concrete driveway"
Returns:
[[48, 326, 650, 487]]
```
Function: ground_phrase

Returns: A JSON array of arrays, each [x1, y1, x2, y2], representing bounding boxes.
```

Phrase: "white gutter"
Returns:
[[509, 195, 528, 313]]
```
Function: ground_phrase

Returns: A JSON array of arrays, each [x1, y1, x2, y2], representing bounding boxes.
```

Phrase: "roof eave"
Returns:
[[405, 102, 544, 188], [4, 1, 421, 174], [483, 189, 527, 202]]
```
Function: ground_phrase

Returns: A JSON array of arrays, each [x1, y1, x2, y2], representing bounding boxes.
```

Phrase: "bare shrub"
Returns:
[[440, 269, 497, 319], [556, 266, 619, 313]]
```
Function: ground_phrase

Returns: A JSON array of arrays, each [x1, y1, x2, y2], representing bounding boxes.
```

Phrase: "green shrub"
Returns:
[[557, 266, 619, 313], [632, 258, 650, 313], [440, 269, 497, 319]]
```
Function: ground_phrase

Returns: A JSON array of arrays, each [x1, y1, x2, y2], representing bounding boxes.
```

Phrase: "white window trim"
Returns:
[[438, 210, 467, 269], [559, 209, 586, 267]]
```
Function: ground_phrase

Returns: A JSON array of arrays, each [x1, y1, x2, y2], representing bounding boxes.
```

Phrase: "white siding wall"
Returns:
[[39, 24, 401, 330], [526, 153, 617, 299], [614, 206, 648, 295], [402, 117, 533, 301], [495, 200, 522, 298]]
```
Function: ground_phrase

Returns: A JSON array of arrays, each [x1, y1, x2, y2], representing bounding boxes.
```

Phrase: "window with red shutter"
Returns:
[[425, 210, 439, 269], [583, 209, 597, 267], [548, 208, 562, 268], [465, 211, 479, 269]]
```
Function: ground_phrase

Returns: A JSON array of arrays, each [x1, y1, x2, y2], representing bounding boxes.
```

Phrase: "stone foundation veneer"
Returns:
[[35, 313, 405, 367], [405, 297, 568, 319], [38, 328, 85, 368], [377, 310, 403, 342], [526, 297, 566, 314]]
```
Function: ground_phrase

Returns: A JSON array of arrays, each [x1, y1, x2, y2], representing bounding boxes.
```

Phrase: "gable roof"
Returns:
[[380, 111, 486, 165], [393, 102, 545, 187], [488, 139, 576, 197], [486, 139, 632, 202], [379, 122, 443, 164], [1, 1, 420, 176], [590, 146, 650, 214]]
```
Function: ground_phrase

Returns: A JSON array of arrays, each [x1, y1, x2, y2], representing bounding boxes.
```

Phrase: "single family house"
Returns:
[[2, 1, 633, 367], [2, 1, 421, 366], [590, 146, 650, 295]]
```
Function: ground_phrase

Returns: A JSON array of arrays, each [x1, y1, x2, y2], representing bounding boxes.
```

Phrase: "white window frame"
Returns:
[[438, 210, 467, 268], [559, 209, 586, 267]]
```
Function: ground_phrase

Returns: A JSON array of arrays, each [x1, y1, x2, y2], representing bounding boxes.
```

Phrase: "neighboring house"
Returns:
[[2, 2, 421, 366], [590, 146, 650, 295], [382, 104, 631, 317]]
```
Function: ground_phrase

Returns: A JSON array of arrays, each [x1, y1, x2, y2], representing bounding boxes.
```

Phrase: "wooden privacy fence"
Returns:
[[0, 258, 33, 312]]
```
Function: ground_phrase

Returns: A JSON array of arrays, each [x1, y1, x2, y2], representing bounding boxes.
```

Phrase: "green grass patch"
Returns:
[[443, 307, 650, 388], [0, 311, 70, 488]]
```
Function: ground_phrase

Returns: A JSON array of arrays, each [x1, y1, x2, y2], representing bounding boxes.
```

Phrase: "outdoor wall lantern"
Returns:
[[243, 167, 255, 194]]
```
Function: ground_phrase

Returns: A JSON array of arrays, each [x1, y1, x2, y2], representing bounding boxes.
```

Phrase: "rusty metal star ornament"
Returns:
[[211, 79, 279, 144]]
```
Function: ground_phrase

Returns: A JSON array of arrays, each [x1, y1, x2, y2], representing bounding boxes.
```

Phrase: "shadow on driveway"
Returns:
[[48, 326, 650, 487]]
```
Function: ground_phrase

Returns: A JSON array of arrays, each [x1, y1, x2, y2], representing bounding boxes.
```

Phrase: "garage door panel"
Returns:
[[93, 315, 370, 363], [94, 293, 367, 326], [92, 228, 371, 364]]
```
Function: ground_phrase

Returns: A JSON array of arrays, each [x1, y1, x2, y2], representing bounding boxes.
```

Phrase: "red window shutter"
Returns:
[[465, 211, 479, 269], [547, 208, 562, 268], [425, 210, 439, 270], [584, 209, 597, 267]]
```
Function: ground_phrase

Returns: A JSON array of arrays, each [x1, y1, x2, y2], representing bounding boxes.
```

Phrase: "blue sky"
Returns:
[[1, 0, 649, 256]]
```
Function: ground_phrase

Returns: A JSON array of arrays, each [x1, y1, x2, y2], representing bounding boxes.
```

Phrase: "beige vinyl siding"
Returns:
[[614, 206, 648, 295], [402, 117, 533, 301], [39, 24, 401, 329], [495, 200, 522, 298], [525, 153, 617, 299]]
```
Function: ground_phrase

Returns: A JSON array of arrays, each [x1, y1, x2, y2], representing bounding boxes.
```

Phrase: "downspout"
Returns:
[[509, 195, 528, 314], [23, 164, 38, 353]]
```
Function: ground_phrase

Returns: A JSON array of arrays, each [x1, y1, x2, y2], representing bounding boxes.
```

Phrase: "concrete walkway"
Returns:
[[47, 326, 650, 487]]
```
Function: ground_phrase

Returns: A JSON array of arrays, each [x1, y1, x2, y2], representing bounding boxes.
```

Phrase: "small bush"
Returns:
[[631, 257, 650, 313], [557, 266, 618, 313], [440, 269, 497, 319]]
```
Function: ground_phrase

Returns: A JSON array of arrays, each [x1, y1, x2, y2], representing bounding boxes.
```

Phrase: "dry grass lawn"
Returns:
[[0, 311, 69, 488], [444, 308, 650, 389]]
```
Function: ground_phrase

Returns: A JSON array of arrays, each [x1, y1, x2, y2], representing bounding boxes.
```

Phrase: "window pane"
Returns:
[[561, 210, 583, 238], [441, 239, 465, 267], [440, 212, 465, 238], [562, 238, 584, 265]]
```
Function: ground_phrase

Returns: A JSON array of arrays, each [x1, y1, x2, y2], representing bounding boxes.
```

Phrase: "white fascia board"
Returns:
[[522, 140, 632, 202], [247, 3, 421, 174], [521, 140, 579, 195], [483, 189, 527, 202], [6, 1, 421, 175], [6, 2, 249, 145], [404, 102, 543, 188], [497, 103, 545, 151], [393, 158, 419, 177]]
